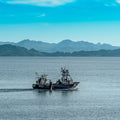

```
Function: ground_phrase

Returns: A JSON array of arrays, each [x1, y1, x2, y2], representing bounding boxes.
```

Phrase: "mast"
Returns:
[[61, 67, 73, 84], [36, 73, 48, 85]]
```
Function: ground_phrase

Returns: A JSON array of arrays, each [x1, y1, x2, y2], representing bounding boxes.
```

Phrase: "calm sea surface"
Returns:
[[0, 57, 120, 120]]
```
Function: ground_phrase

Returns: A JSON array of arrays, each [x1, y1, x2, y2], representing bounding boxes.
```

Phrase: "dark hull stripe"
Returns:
[[32, 82, 79, 90]]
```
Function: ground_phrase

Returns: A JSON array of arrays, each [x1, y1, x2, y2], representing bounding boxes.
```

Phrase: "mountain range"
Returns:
[[1, 44, 120, 56], [0, 39, 119, 53]]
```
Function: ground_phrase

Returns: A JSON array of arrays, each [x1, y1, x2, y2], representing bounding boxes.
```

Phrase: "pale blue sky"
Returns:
[[0, 0, 120, 45]]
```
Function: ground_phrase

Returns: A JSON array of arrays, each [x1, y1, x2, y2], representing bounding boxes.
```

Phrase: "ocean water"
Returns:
[[0, 57, 120, 120]]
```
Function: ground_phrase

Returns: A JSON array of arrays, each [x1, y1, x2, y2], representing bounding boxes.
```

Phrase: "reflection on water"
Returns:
[[33, 89, 78, 98]]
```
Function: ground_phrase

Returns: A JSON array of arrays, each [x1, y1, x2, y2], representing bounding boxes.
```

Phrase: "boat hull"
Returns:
[[32, 82, 79, 90]]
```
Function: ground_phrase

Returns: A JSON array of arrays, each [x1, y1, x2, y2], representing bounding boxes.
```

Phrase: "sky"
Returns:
[[0, 0, 120, 45]]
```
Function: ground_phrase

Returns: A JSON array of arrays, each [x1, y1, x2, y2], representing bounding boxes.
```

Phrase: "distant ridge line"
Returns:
[[0, 39, 119, 53]]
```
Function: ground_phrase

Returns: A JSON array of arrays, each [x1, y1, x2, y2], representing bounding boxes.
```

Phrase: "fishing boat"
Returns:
[[32, 68, 79, 90]]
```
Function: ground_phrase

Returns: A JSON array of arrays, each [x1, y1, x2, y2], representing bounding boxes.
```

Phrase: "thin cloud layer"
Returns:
[[4, 0, 75, 6], [116, 0, 120, 3]]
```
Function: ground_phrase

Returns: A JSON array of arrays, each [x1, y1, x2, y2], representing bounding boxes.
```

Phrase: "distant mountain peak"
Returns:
[[18, 39, 33, 43], [0, 39, 119, 53], [96, 42, 101, 45], [59, 39, 73, 43]]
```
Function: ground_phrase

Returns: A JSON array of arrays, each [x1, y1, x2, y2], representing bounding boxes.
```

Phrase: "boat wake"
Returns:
[[0, 88, 33, 92]]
